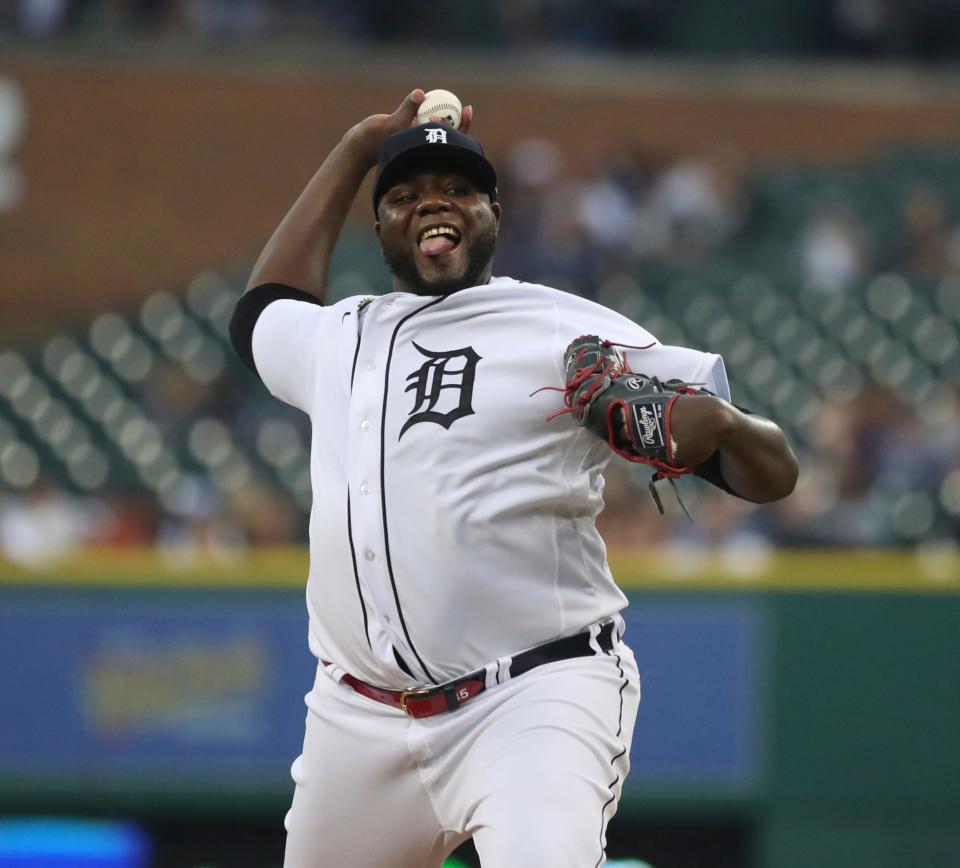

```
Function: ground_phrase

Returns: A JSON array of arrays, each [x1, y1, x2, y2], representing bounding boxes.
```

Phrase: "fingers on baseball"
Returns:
[[425, 111, 466, 129], [460, 105, 473, 132], [399, 89, 426, 123]]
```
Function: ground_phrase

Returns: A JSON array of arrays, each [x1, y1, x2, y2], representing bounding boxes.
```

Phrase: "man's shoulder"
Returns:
[[276, 292, 373, 323], [329, 294, 375, 315], [487, 277, 622, 316]]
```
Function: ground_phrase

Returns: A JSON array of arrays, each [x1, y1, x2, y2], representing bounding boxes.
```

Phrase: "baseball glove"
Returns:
[[550, 334, 702, 515]]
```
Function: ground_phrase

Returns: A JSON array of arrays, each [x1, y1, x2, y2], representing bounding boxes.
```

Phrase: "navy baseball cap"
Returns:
[[372, 124, 498, 214]]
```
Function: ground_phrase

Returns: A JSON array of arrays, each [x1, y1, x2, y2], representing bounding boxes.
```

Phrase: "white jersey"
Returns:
[[250, 277, 729, 688]]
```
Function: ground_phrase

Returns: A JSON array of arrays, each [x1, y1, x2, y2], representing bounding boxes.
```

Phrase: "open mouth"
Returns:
[[417, 224, 462, 258]]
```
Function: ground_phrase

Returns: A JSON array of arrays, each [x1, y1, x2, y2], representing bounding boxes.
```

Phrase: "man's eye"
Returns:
[[447, 186, 468, 196], [394, 192, 416, 203]]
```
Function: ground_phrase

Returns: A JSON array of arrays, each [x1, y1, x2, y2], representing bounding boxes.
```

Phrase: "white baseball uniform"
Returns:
[[233, 276, 730, 867]]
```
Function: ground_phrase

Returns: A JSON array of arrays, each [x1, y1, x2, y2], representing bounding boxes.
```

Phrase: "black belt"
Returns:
[[330, 620, 617, 718]]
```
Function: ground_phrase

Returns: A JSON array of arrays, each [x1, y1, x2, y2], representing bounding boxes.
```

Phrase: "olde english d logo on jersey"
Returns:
[[399, 342, 481, 440]]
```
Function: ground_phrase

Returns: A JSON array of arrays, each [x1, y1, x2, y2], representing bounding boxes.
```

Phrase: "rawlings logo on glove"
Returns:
[[543, 335, 703, 516], [634, 402, 665, 448]]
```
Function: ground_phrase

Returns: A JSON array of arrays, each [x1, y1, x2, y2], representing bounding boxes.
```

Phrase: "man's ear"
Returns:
[[374, 220, 381, 239], [491, 201, 502, 227]]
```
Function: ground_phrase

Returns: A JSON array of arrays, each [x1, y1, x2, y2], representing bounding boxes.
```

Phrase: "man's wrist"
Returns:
[[341, 126, 384, 171]]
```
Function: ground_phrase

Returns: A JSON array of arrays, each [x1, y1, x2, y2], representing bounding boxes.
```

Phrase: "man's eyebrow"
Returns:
[[385, 172, 477, 198], [385, 181, 417, 197]]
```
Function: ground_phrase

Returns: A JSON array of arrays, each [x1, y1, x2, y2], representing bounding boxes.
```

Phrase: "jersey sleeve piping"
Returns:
[[229, 283, 323, 379]]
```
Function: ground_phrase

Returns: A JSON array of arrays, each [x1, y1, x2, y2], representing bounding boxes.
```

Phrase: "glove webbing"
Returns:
[[544, 342, 622, 422]]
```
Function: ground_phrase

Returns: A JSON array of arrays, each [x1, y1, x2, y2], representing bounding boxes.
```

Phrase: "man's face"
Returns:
[[376, 170, 501, 297]]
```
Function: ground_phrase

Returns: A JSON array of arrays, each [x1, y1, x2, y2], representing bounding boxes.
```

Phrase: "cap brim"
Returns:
[[373, 145, 498, 213]]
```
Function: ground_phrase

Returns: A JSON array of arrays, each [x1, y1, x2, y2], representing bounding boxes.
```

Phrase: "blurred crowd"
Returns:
[[801, 184, 960, 292], [494, 141, 750, 295], [4, 0, 960, 60], [499, 142, 960, 295]]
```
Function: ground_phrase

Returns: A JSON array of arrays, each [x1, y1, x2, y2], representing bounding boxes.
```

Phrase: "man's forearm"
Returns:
[[671, 396, 798, 503], [246, 137, 372, 299], [716, 409, 799, 503], [246, 91, 426, 299]]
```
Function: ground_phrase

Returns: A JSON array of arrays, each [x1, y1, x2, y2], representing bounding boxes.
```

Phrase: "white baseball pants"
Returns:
[[282, 639, 641, 868]]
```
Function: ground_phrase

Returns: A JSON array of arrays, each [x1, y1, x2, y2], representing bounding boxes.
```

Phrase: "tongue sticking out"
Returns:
[[419, 235, 457, 257]]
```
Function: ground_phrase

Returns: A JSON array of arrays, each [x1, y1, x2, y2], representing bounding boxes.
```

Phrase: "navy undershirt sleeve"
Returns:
[[693, 450, 738, 496], [229, 283, 323, 378]]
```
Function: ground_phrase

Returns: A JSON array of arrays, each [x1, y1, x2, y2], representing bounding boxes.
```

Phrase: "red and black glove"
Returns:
[[555, 335, 703, 514]]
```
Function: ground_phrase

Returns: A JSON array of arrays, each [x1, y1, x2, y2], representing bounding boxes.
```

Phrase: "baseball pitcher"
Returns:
[[230, 90, 798, 867]]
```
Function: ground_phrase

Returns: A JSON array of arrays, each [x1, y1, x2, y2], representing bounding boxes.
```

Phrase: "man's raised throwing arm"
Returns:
[[246, 89, 473, 298]]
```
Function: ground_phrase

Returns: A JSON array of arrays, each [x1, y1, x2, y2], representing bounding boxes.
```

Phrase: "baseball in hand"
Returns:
[[417, 89, 463, 128]]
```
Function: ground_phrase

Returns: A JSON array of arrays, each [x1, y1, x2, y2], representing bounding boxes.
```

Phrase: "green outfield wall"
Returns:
[[760, 592, 960, 868]]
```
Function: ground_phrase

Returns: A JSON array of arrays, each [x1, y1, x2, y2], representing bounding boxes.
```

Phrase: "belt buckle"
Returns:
[[399, 686, 433, 717]]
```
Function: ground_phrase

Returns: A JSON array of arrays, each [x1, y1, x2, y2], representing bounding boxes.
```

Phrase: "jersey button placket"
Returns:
[[353, 414, 382, 571], [348, 303, 397, 641]]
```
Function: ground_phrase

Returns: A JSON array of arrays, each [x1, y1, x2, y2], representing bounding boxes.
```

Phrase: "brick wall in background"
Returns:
[[3, 50, 960, 331]]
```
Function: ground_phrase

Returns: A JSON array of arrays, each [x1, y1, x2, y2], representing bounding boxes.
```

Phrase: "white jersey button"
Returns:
[[359, 484, 371, 495], [364, 550, 375, 561], [360, 420, 371, 431]]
